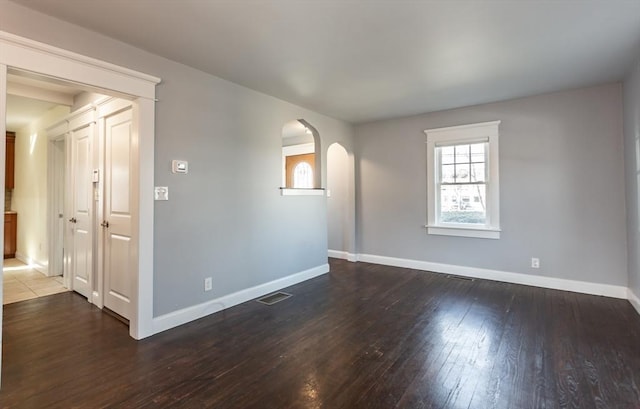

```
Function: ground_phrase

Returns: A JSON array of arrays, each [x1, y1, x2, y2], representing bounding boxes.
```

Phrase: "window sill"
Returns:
[[426, 225, 501, 239], [280, 188, 325, 196]]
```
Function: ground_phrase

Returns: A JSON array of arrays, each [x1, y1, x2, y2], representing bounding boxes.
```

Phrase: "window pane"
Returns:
[[441, 164, 455, 183], [455, 144, 469, 163], [455, 163, 470, 183], [441, 146, 455, 164], [293, 162, 313, 188], [470, 143, 485, 162], [470, 163, 485, 182], [439, 184, 486, 224]]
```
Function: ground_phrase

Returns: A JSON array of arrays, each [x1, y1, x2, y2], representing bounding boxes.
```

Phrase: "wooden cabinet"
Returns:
[[4, 212, 17, 259], [5, 132, 16, 258], [6, 131, 15, 189]]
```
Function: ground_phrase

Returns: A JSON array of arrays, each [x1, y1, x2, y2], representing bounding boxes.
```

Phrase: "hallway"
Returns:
[[2, 258, 68, 305]]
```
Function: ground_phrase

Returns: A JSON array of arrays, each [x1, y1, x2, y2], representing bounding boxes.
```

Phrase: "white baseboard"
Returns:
[[628, 288, 640, 315], [152, 263, 330, 335], [14, 252, 48, 276], [358, 253, 628, 299], [328, 250, 358, 262]]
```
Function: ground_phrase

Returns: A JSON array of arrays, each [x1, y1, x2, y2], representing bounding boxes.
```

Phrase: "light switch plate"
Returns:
[[154, 186, 169, 201]]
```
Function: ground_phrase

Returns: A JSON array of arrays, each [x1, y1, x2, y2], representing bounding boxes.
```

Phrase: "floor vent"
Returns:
[[257, 292, 292, 305], [446, 274, 475, 282]]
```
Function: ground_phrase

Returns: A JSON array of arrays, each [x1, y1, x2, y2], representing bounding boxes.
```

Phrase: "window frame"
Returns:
[[425, 121, 501, 239]]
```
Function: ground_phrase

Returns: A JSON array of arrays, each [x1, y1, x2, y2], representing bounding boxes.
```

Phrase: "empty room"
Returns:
[[0, 1, 639, 408]]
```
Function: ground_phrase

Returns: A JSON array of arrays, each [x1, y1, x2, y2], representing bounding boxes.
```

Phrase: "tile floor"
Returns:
[[3, 258, 69, 305]]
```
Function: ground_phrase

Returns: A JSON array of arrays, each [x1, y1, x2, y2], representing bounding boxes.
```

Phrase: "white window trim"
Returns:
[[425, 120, 501, 239]]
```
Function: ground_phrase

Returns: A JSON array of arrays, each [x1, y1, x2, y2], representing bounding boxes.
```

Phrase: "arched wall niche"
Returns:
[[280, 118, 323, 194]]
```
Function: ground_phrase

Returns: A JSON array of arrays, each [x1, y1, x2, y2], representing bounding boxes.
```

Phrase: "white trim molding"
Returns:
[[153, 264, 329, 335], [0, 31, 160, 99], [0, 63, 6, 385], [425, 225, 501, 239], [629, 288, 640, 315], [328, 250, 359, 262], [358, 253, 628, 299]]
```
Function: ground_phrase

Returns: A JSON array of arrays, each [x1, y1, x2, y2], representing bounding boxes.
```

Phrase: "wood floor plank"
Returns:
[[2, 259, 640, 408]]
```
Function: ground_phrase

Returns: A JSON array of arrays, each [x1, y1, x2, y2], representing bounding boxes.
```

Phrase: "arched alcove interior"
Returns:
[[327, 142, 351, 255], [281, 119, 321, 189]]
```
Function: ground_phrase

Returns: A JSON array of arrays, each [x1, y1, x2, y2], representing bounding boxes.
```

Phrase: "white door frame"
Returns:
[[0, 31, 160, 344], [0, 59, 7, 387], [47, 127, 67, 281]]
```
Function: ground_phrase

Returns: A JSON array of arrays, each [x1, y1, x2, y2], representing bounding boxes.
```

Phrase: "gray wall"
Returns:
[[355, 84, 627, 286], [624, 55, 640, 296], [0, 1, 354, 316]]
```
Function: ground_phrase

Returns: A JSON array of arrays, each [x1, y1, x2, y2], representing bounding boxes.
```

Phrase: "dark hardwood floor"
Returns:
[[1, 259, 639, 408]]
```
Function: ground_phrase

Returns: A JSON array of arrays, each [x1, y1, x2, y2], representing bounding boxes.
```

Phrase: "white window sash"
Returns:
[[425, 121, 500, 239]]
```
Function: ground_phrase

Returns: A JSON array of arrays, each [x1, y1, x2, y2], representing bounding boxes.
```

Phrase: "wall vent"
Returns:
[[446, 274, 475, 282], [257, 292, 292, 305]]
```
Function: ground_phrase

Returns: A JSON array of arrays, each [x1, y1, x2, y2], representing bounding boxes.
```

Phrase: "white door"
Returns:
[[69, 123, 93, 298], [102, 107, 134, 319]]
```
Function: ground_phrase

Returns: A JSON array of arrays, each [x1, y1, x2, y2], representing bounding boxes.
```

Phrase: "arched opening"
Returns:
[[281, 119, 321, 190], [327, 142, 352, 258]]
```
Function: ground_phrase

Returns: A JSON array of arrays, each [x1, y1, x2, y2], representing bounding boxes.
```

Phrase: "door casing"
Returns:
[[0, 31, 160, 353], [47, 136, 66, 279]]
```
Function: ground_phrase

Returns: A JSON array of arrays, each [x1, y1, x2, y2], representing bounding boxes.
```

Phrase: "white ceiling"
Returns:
[[6, 94, 57, 131], [282, 120, 311, 139], [5, 72, 81, 131], [12, 0, 640, 124]]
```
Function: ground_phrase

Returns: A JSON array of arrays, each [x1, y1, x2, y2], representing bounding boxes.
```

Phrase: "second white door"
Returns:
[[101, 106, 134, 319], [70, 122, 93, 299]]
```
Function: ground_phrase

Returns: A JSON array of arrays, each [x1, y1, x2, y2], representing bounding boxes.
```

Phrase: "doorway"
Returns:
[[4, 77, 74, 304], [0, 31, 160, 352], [2, 259, 67, 304], [4, 72, 138, 319], [326, 142, 356, 261]]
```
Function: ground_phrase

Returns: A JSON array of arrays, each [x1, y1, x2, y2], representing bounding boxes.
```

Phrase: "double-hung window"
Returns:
[[425, 121, 501, 239]]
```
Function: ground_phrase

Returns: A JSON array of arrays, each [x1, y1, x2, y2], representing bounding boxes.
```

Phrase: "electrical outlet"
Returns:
[[204, 277, 212, 291], [531, 258, 540, 269]]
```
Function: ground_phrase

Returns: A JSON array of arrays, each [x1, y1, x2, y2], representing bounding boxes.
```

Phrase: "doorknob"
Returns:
[[68, 217, 77, 223], [101, 220, 110, 228]]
